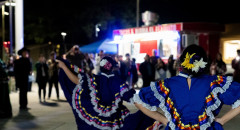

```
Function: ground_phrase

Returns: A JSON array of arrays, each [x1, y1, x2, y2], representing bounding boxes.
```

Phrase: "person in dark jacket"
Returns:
[[35, 54, 49, 102], [0, 59, 12, 118], [14, 47, 32, 110], [139, 54, 154, 87], [47, 51, 59, 100]]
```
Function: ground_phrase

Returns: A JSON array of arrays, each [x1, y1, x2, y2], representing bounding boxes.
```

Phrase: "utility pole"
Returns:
[[1, 5, 5, 60], [9, 0, 13, 55], [136, 0, 140, 27]]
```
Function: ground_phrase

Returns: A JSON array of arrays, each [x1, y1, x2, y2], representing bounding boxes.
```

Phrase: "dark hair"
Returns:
[[237, 49, 240, 54], [180, 44, 208, 76], [100, 56, 117, 74]]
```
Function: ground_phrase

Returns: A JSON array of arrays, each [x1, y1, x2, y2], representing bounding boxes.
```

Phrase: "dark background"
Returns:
[[1, 0, 239, 47]]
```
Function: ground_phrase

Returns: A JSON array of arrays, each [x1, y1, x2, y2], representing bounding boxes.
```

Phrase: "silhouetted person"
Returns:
[[232, 50, 240, 82], [139, 54, 154, 87], [14, 47, 32, 110], [167, 55, 176, 77], [131, 58, 138, 89], [0, 59, 12, 118], [36, 54, 49, 102], [155, 58, 167, 81], [115, 55, 128, 81], [210, 53, 226, 76], [47, 51, 59, 100]]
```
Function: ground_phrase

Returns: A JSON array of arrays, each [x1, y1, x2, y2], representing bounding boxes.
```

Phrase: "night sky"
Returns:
[[1, 0, 240, 45]]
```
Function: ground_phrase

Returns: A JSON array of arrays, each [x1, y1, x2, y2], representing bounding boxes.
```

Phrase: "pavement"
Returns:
[[0, 82, 240, 130]]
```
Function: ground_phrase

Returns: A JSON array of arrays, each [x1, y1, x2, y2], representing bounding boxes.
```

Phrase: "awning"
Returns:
[[80, 39, 118, 54]]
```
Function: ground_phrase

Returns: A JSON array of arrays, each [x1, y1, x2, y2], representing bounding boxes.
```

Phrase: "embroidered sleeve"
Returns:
[[213, 76, 240, 109], [133, 82, 161, 111]]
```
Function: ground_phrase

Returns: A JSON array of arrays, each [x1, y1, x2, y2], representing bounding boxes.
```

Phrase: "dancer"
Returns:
[[56, 56, 156, 130], [134, 44, 240, 129]]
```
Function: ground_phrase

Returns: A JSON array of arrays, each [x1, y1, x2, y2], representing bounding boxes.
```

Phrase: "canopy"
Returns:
[[80, 39, 118, 54]]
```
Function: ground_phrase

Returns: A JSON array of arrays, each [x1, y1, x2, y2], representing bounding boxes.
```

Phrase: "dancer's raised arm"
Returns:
[[56, 59, 79, 84]]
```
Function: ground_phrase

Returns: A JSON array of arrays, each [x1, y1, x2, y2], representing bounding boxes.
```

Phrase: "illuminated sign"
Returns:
[[113, 23, 182, 36]]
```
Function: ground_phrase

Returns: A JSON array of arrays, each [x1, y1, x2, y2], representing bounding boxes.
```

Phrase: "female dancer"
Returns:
[[134, 44, 240, 129], [57, 56, 156, 130]]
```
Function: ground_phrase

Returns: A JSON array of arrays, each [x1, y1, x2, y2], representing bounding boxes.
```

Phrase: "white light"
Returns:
[[5, 2, 16, 6], [114, 35, 122, 41], [61, 32, 67, 36], [4, 12, 9, 15], [96, 27, 100, 32]]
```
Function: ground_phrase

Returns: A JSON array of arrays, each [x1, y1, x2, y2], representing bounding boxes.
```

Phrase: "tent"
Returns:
[[80, 39, 118, 54]]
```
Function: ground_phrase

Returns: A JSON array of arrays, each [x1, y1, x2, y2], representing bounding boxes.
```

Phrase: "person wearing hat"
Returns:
[[56, 56, 156, 130], [14, 47, 32, 110]]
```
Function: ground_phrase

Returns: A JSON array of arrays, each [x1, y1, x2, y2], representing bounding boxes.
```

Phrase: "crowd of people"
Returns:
[[2, 44, 240, 129]]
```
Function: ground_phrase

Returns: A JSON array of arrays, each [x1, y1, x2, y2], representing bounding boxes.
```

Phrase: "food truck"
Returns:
[[112, 22, 224, 63]]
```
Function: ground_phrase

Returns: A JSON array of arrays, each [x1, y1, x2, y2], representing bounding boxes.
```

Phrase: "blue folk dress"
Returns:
[[58, 59, 155, 130], [134, 72, 240, 130]]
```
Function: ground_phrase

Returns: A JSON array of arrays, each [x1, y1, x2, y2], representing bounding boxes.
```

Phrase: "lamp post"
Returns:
[[61, 32, 67, 53], [95, 23, 101, 37]]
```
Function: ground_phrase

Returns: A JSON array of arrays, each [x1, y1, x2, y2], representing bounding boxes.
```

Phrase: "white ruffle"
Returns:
[[72, 73, 129, 130], [133, 93, 157, 111], [86, 74, 124, 117], [120, 86, 129, 96], [200, 76, 232, 130], [147, 76, 233, 130], [232, 100, 240, 109], [150, 82, 176, 130], [101, 72, 115, 78]]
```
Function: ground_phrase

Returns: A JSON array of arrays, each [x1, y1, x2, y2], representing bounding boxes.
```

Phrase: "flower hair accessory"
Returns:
[[181, 52, 207, 73], [100, 59, 112, 70]]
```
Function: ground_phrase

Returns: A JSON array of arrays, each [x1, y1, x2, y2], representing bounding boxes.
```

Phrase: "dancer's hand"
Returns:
[[56, 60, 65, 69]]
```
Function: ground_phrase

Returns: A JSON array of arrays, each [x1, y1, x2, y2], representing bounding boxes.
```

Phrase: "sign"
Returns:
[[113, 23, 182, 36]]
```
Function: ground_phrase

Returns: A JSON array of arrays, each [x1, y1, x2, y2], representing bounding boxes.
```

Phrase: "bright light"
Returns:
[[57, 44, 60, 48], [114, 35, 122, 41], [61, 32, 67, 36], [5, 2, 16, 6], [4, 12, 9, 15]]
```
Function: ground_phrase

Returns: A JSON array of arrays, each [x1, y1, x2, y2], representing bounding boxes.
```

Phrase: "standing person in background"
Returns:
[[28, 57, 33, 92], [167, 55, 176, 77], [14, 47, 32, 110], [0, 59, 12, 118], [7, 55, 16, 92], [124, 53, 132, 86], [66, 45, 85, 70], [210, 52, 227, 76], [35, 54, 49, 103], [93, 50, 104, 75], [84, 53, 94, 76], [139, 54, 154, 87], [155, 58, 167, 81], [114, 55, 128, 81], [131, 58, 138, 89], [232, 49, 240, 82], [47, 51, 59, 100], [150, 49, 159, 80]]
